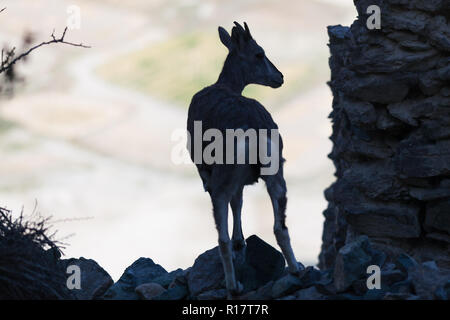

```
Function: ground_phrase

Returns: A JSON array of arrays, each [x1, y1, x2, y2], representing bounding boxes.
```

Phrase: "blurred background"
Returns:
[[0, 0, 355, 280]]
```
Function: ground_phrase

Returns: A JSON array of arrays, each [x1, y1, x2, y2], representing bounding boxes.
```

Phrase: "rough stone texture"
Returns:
[[334, 236, 385, 292], [186, 246, 224, 297], [409, 261, 450, 299], [152, 284, 189, 300], [135, 283, 166, 300], [197, 289, 228, 300], [186, 235, 285, 297], [61, 257, 113, 300], [152, 268, 184, 288], [103, 258, 167, 300], [60, 234, 448, 300], [319, 0, 450, 273]]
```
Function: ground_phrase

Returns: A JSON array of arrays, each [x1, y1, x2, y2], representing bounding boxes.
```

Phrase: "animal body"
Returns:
[[187, 22, 299, 298]]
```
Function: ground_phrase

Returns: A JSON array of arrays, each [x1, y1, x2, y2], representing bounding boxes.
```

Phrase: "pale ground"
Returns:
[[0, 0, 356, 280]]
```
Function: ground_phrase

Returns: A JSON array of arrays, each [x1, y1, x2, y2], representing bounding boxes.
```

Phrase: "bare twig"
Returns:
[[0, 27, 90, 74], [0, 7, 6, 14]]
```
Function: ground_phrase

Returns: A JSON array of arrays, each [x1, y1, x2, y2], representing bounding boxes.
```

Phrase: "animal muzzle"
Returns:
[[270, 73, 284, 88]]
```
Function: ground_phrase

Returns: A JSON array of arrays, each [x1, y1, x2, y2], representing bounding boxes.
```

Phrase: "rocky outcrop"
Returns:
[[102, 257, 168, 300], [68, 235, 449, 300], [187, 235, 286, 297], [319, 0, 450, 273], [61, 257, 113, 300]]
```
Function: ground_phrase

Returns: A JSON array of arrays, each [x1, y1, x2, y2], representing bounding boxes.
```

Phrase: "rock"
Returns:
[[426, 232, 450, 244], [135, 283, 166, 300], [294, 286, 326, 300], [434, 280, 450, 300], [409, 186, 450, 201], [152, 268, 184, 288], [237, 235, 286, 292], [271, 266, 322, 299], [62, 257, 113, 300], [103, 258, 167, 300], [153, 284, 189, 300], [331, 292, 364, 300], [341, 160, 409, 201], [278, 295, 296, 300], [390, 280, 414, 294], [169, 270, 189, 289], [314, 270, 336, 296], [337, 184, 421, 238], [340, 96, 377, 126], [383, 7, 430, 33], [333, 236, 382, 292], [425, 199, 450, 234], [409, 261, 450, 299], [328, 25, 350, 41], [376, 108, 406, 132], [297, 266, 322, 288], [394, 253, 419, 274], [320, 0, 450, 284], [187, 235, 286, 297], [186, 247, 225, 297], [352, 279, 369, 296], [387, 96, 447, 127], [382, 270, 406, 288], [333, 128, 394, 159], [421, 260, 439, 270], [395, 140, 450, 178], [271, 274, 303, 299], [197, 289, 227, 300], [337, 72, 410, 104], [383, 292, 417, 300], [363, 289, 387, 300], [419, 71, 443, 95], [240, 281, 274, 300]]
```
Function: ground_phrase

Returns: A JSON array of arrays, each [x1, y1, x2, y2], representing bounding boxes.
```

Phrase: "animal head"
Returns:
[[218, 22, 284, 88]]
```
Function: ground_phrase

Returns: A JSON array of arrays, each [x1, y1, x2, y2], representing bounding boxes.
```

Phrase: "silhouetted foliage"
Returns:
[[0, 207, 74, 299]]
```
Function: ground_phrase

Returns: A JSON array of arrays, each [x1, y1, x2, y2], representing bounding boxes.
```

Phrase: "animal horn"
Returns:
[[244, 22, 252, 39], [233, 21, 246, 36]]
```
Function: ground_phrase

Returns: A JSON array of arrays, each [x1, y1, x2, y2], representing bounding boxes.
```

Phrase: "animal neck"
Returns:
[[216, 54, 247, 94]]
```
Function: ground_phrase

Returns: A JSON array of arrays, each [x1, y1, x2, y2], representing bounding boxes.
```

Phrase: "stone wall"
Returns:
[[319, 0, 450, 271]]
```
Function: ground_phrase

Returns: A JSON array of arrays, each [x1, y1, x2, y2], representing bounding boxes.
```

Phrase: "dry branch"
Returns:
[[0, 26, 90, 74]]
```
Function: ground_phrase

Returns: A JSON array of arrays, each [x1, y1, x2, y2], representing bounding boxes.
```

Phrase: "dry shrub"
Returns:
[[0, 207, 74, 299]]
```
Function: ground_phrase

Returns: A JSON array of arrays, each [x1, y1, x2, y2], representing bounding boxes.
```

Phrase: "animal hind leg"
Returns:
[[211, 194, 240, 297], [230, 186, 245, 251], [264, 173, 299, 274]]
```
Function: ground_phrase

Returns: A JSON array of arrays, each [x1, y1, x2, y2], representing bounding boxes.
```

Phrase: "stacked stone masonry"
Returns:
[[319, 0, 450, 271]]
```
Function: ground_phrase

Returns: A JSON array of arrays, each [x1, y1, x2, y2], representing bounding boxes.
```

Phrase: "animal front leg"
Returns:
[[212, 196, 241, 297]]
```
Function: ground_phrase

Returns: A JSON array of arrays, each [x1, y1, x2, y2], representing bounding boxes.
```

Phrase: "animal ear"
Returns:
[[218, 26, 233, 51]]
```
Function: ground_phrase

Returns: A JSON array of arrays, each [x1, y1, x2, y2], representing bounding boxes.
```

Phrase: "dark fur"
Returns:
[[187, 82, 285, 192]]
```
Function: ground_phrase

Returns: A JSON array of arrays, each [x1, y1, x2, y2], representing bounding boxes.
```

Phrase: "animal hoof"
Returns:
[[288, 262, 304, 276], [228, 281, 244, 299]]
